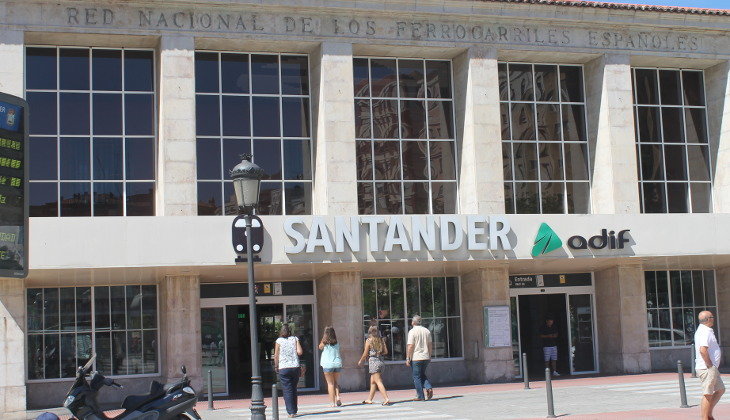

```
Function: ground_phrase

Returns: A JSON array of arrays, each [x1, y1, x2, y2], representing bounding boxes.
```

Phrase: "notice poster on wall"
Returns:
[[483, 305, 511, 348]]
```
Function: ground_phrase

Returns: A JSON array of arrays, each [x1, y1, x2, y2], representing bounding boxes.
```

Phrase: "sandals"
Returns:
[[362, 400, 373, 404], [382, 400, 391, 406]]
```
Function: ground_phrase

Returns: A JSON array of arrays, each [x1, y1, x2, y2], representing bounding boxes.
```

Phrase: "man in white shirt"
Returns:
[[406, 315, 434, 401], [695, 310, 724, 420]]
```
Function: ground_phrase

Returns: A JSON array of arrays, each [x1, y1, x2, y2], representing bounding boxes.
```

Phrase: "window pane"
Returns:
[[27, 289, 43, 332], [536, 104, 561, 141], [126, 285, 142, 329], [95, 286, 110, 330], [60, 48, 89, 90], [93, 137, 122, 180], [251, 55, 279, 94], [684, 108, 707, 144], [252, 97, 280, 137], [354, 58, 370, 97], [428, 101, 453, 139], [77, 333, 92, 373], [30, 183, 58, 217], [431, 318, 446, 358], [691, 183, 711, 213], [692, 271, 705, 307], [196, 138, 221, 180], [61, 333, 76, 378], [373, 141, 401, 180], [26, 47, 57, 90], [446, 278, 460, 317], [390, 319, 406, 360], [666, 183, 688, 213], [400, 100, 426, 139], [426, 61, 452, 99], [560, 65, 584, 102], [509, 64, 533, 101], [515, 182, 539, 213], [197, 182, 222, 215], [94, 182, 123, 216], [375, 182, 403, 215], [127, 182, 155, 216], [403, 182, 429, 214], [504, 182, 515, 214], [112, 331, 128, 375], [704, 271, 716, 306], [358, 182, 374, 214], [27, 92, 57, 135], [399, 59, 425, 98], [661, 108, 684, 143], [564, 143, 588, 181], [195, 52, 219, 93], [671, 308, 684, 346], [95, 332, 112, 375], [406, 278, 420, 317], [92, 49, 122, 91], [539, 143, 563, 181], [222, 95, 250, 137], [376, 279, 390, 320], [498, 63, 508, 101], [534, 65, 558, 102], [513, 142, 537, 180], [60, 182, 91, 216], [642, 182, 666, 213], [430, 142, 456, 180], [664, 145, 687, 180], [221, 53, 249, 94], [541, 182, 564, 214], [401, 141, 428, 180], [431, 182, 456, 214], [223, 138, 251, 177], [124, 51, 154, 92], [60, 137, 90, 180], [125, 138, 155, 180], [355, 100, 371, 138], [669, 270, 681, 308], [682, 71, 705, 106], [253, 139, 281, 180], [389, 279, 404, 319], [635, 69, 659, 105], [370, 59, 398, 97], [284, 182, 311, 215], [637, 107, 661, 142], [562, 105, 586, 141], [143, 330, 158, 373], [687, 145, 710, 182], [502, 144, 512, 181], [640, 144, 664, 181], [196, 95, 220, 136], [125, 94, 154, 135], [433, 278, 446, 317], [28, 335, 43, 379], [60, 287, 75, 331], [282, 97, 310, 137], [110, 286, 126, 330], [30, 137, 57, 180], [645, 272, 657, 308], [447, 318, 463, 357], [659, 70, 681, 105], [283, 139, 312, 180], [280, 55, 308, 95], [258, 182, 283, 215], [565, 182, 589, 214], [418, 277, 434, 318], [371, 99, 399, 138], [60, 93, 90, 135], [44, 334, 60, 378], [356, 140, 373, 181], [362, 278, 376, 319], [510, 103, 535, 140], [501, 103, 511, 140]]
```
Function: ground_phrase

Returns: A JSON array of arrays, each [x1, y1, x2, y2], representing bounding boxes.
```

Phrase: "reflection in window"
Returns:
[[354, 58, 457, 214], [645, 270, 717, 347], [26, 47, 156, 217], [499, 63, 590, 214], [633, 68, 711, 213], [361, 277, 462, 360], [195, 52, 312, 215], [27, 286, 158, 380]]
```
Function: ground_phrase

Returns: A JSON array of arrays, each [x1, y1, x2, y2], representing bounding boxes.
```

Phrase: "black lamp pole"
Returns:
[[230, 154, 266, 420]]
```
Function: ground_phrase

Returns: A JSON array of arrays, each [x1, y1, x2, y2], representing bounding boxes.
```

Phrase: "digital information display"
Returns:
[[0, 93, 29, 278]]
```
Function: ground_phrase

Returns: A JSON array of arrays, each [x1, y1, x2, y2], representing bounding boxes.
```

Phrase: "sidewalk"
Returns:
[[27, 372, 728, 419]]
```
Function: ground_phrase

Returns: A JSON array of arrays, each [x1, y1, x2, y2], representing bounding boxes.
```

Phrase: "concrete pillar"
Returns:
[[159, 275, 202, 389], [310, 42, 358, 215], [594, 264, 651, 374], [315, 271, 365, 390], [715, 267, 730, 361], [585, 54, 641, 214], [705, 60, 730, 213], [461, 265, 513, 383], [0, 29, 24, 98], [0, 279, 26, 417], [157, 36, 197, 216], [453, 46, 504, 214]]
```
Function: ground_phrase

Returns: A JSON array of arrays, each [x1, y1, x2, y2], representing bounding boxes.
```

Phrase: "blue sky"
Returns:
[[600, 0, 729, 9]]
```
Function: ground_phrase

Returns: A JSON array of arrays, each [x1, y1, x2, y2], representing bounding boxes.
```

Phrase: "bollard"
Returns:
[[272, 382, 280, 420], [523, 353, 530, 389], [678, 360, 689, 408], [545, 368, 556, 418], [691, 345, 697, 378], [207, 369, 214, 410]]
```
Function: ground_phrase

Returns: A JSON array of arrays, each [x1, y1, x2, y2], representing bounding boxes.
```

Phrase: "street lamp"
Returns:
[[230, 153, 266, 420]]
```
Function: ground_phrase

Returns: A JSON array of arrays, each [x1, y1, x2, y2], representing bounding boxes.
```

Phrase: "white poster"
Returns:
[[484, 306, 512, 348]]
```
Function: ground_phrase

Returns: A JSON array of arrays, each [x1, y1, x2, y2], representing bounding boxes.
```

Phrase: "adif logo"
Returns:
[[531, 223, 562, 257]]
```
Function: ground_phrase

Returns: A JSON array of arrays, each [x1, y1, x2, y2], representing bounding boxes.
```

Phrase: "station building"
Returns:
[[1, 0, 730, 413]]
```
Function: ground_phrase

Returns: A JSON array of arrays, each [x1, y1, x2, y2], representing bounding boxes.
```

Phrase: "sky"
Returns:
[[597, 0, 729, 9]]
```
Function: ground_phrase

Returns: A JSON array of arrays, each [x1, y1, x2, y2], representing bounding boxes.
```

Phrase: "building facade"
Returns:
[[1, 0, 730, 414]]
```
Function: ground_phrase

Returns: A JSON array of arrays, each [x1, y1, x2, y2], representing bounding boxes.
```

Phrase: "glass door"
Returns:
[[285, 304, 315, 389], [568, 294, 597, 373], [200, 307, 227, 395]]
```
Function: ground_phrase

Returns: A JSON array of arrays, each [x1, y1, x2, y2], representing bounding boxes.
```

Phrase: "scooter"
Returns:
[[63, 355, 202, 420]]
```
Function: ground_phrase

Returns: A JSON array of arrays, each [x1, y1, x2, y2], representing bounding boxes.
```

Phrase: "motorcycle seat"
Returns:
[[121, 381, 165, 411]]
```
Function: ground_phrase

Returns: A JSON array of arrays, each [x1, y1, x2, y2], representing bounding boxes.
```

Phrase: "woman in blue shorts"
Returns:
[[319, 326, 343, 407]]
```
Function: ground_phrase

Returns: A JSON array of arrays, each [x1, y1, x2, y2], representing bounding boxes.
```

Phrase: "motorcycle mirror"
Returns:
[[181, 365, 187, 374]]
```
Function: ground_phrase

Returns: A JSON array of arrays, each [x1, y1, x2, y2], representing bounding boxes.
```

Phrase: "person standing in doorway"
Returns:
[[357, 326, 391, 405], [274, 324, 304, 418], [319, 326, 343, 407], [406, 315, 433, 401], [539, 315, 560, 376], [695, 310, 724, 420]]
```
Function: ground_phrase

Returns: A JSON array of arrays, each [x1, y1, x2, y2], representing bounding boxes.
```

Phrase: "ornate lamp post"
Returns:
[[230, 154, 266, 420]]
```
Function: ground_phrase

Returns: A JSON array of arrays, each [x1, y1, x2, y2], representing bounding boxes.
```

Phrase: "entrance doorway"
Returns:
[[518, 294, 569, 378]]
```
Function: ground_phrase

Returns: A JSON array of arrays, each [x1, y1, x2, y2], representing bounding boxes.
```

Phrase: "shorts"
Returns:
[[698, 366, 725, 395], [323, 367, 341, 373], [543, 346, 558, 362]]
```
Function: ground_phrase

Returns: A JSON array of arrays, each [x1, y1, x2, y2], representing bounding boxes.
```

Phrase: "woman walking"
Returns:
[[319, 326, 343, 407], [274, 324, 304, 418], [357, 326, 391, 405]]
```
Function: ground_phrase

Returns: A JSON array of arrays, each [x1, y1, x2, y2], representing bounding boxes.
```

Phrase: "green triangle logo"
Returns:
[[532, 223, 563, 257]]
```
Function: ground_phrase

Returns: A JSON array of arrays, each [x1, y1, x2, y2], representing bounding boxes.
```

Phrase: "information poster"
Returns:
[[0, 94, 28, 278], [483, 305, 511, 348]]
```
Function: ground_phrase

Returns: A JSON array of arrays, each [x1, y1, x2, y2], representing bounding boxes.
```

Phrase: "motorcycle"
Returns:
[[63, 355, 202, 420]]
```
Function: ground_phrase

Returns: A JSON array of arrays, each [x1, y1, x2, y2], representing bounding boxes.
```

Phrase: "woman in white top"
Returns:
[[274, 324, 304, 418]]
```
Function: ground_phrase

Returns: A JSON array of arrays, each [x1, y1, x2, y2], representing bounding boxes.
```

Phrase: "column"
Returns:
[[705, 60, 730, 213], [316, 271, 365, 390], [594, 264, 651, 374], [461, 265, 512, 382], [0, 279, 25, 417], [715, 267, 730, 360], [159, 275, 202, 389], [453, 46, 504, 214], [157, 36, 197, 216], [0, 30, 24, 98], [584, 54, 641, 214], [310, 42, 358, 215]]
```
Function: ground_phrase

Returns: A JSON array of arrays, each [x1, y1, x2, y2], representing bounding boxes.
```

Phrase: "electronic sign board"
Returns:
[[0, 93, 28, 278]]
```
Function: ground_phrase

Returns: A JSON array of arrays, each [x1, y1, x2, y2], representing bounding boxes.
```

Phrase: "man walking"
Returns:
[[539, 316, 560, 376], [695, 310, 724, 420], [406, 315, 433, 401]]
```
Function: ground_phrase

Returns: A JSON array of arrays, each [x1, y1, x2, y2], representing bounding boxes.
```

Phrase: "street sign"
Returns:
[[0, 93, 28, 278], [232, 214, 264, 256]]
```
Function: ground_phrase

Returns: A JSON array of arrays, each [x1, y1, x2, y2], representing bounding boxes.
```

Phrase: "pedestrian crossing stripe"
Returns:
[[227, 402, 463, 419]]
